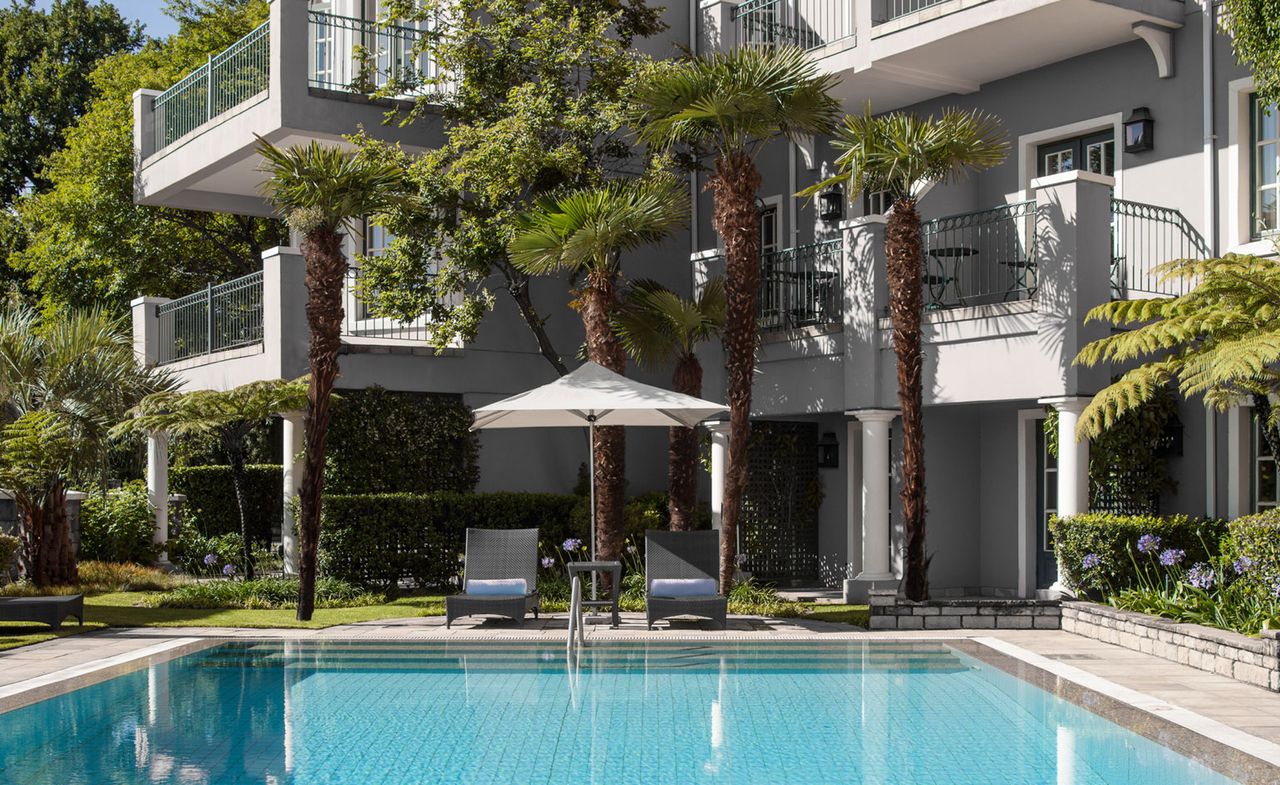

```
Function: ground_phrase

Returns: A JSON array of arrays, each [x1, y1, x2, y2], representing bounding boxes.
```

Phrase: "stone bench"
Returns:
[[0, 594, 84, 630]]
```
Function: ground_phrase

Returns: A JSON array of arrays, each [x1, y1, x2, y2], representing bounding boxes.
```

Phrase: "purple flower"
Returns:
[[1136, 534, 1161, 555], [562, 538, 582, 552], [1081, 553, 1102, 570], [540, 556, 555, 569], [222, 564, 237, 577], [203, 553, 218, 566], [1233, 556, 1255, 575], [1158, 548, 1185, 567], [1187, 563, 1214, 590]]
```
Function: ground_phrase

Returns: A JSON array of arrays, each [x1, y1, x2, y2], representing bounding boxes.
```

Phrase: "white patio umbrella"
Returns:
[[471, 361, 728, 564]]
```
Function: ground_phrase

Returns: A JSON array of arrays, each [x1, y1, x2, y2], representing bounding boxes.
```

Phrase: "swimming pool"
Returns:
[[0, 640, 1270, 784]]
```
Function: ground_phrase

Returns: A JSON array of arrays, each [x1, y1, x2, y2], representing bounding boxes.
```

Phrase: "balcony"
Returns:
[[155, 271, 266, 365], [134, 2, 440, 216], [1110, 198, 1210, 299], [920, 201, 1037, 311], [733, 0, 856, 52]]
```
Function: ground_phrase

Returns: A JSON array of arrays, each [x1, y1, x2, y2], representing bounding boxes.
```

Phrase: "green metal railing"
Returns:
[[921, 201, 1037, 310], [872, 0, 951, 24], [733, 0, 855, 51], [343, 266, 432, 342], [152, 22, 270, 151], [308, 11, 438, 94], [1110, 199, 1211, 299], [156, 271, 265, 365], [759, 239, 842, 332]]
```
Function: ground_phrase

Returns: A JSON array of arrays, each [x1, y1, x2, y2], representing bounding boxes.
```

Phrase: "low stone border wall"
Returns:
[[1062, 601, 1280, 692], [868, 590, 1061, 630]]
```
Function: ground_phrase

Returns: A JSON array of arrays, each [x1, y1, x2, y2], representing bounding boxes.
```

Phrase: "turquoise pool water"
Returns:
[[0, 641, 1255, 785]]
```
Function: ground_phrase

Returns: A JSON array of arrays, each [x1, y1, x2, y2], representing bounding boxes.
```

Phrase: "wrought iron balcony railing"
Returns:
[[759, 239, 843, 332], [1110, 199, 1211, 299], [308, 11, 442, 95], [343, 266, 433, 342], [920, 201, 1038, 310], [733, 0, 855, 52], [153, 21, 270, 151], [872, 0, 951, 25], [156, 271, 264, 365]]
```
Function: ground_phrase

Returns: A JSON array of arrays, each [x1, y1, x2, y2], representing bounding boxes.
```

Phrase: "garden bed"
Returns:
[[1062, 600, 1280, 692]]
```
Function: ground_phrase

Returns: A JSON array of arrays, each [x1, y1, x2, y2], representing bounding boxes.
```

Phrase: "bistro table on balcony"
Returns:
[[781, 268, 839, 327], [926, 246, 976, 308]]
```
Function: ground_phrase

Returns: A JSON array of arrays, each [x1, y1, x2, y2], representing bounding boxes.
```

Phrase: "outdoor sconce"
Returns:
[[1124, 107, 1154, 153], [818, 188, 845, 222], [817, 431, 839, 469]]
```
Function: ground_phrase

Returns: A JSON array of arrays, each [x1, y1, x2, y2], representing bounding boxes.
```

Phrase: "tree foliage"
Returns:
[[6, 0, 284, 314], [1075, 253, 1280, 438], [1221, 0, 1280, 107], [355, 0, 666, 372]]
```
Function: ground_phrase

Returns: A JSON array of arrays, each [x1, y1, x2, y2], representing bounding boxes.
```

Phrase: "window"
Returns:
[[864, 190, 892, 216], [759, 204, 779, 255], [1037, 131, 1115, 178], [1252, 95, 1280, 237], [1257, 417, 1278, 512]]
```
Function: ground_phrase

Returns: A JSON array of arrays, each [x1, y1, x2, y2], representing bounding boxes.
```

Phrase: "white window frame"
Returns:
[[1017, 113, 1125, 196], [1257, 416, 1278, 512]]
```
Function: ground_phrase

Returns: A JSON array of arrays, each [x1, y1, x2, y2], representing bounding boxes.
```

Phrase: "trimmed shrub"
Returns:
[[320, 492, 582, 591], [0, 533, 18, 583], [166, 530, 249, 577], [1050, 512, 1225, 593], [325, 387, 479, 494], [1224, 508, 1280, 597], [149, 577, 382, 610], [171, 464, 282, 543], [79, 482, 160, 564]]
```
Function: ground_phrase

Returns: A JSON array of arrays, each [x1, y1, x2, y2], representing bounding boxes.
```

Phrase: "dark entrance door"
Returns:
[[1034, 420, 1058, 589]]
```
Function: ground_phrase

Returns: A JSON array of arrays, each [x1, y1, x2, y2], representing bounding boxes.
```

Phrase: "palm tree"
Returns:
[[508, 179, 688, 569], [805, 108, 1006, 600], [630, 46, 840, 590], [257, 139, 407, 620], [0, 305, 172, 585], [114, 379, 309, 580], [614, 278, 726, 530], [1075, 253, 1280, 440]]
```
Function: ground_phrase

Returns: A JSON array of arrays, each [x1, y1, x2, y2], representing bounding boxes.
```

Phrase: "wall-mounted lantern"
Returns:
[[1124, 107, 1154, 153], [818, 188, 845, 223], [817, 431, 840, 469]]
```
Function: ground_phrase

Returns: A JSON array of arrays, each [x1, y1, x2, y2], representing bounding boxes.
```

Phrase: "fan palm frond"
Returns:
[[614, 277, 726, 367], [257, 137, 410, 234]]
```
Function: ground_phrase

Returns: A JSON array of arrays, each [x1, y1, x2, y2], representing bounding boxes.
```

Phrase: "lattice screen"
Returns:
[[740, 421, 821, 585]]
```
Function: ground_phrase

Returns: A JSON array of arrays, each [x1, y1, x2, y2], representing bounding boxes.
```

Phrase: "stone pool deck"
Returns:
[[4, 612, 1280, 770]]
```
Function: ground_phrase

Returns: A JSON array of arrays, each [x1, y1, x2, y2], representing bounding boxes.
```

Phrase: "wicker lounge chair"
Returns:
[[645, 530, 727, 630], [0, 594, 84, 630], [445, 528, 540, 628]]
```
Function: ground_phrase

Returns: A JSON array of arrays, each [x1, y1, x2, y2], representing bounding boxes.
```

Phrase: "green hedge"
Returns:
[[1225, 508, 1280, 596], [1050, 512, 1226, 594], [171, 465, 282, 544], [320, 492, 582, 590], [79, 482, 160, 564]]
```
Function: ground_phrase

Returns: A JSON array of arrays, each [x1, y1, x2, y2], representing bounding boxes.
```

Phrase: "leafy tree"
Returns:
[[807, 108, 1007, 601], [629, 46, 840, 590], [508, 179, 687, 568], [6, 0, 283, 314], [115, 379, 309, 580], [0, 0, 141, 204], [1075, 253, 1280, 441], [1221, 1, 1280, 106], [353, 0, 666, 375], [257, 139, 408, 620], [0, 305, 172, 585], [614, 277, 725, 530]]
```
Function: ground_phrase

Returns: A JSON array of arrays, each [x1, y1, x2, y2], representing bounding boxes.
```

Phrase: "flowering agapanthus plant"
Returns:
[[1233, 556, 1255, 575], [222, 564, 237, 577], [1186, 563, 1214, 590], [540, 556, 555, 569], [1136, 534, 1161, 554], [203, 553, 218, 566], [562, 538, 582, 552], [1081, 553, 1102, 570], [1158, 548, 1185, 567]]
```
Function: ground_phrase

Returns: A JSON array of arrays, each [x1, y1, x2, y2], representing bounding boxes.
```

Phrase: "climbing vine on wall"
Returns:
[[1046, 387, 1181, 515]]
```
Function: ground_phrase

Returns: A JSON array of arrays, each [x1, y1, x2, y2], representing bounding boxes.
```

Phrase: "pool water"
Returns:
[[0, 640, 1254, 785]]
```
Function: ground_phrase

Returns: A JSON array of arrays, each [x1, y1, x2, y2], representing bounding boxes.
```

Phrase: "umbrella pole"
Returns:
[[589, 419, 597, 602]]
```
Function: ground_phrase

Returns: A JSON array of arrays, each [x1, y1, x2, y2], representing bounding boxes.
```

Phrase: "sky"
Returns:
[[34, 0, 179, 39]]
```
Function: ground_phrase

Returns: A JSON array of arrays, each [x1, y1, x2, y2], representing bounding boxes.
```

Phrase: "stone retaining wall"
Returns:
[[1062, 601, 1280, 692], [868, 590, 1062, 630]]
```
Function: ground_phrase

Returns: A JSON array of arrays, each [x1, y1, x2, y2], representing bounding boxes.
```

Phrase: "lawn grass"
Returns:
[[803, 603, 870, 627], [84, 592, 447, 629], [0, 621, 107, 652]]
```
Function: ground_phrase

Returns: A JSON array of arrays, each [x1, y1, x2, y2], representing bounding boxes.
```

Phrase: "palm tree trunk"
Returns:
[[709, 149, 763, 591], [296, 226, 346, 621], [225, 438, 254, 581], [668, 353, 703, 531], [886, 197, 928, 601], [19, 480, 77, 587], [582, 270, 626, 580]]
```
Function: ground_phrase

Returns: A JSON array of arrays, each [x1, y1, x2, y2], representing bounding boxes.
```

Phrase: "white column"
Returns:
[[708, 421, 731, 531], [146, 431, 170, 565], [281, 412, 305, 575], [1042, 396, 1091, 596], [854, 410, 897, 582]]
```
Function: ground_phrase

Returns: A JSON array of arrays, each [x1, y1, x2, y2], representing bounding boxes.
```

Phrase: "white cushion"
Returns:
[[650, 578, 718, 598], [466, 578, 528, 596]]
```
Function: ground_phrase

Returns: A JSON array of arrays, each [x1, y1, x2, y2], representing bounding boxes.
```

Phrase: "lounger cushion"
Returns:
[[466, 578, 528, 596], [649, 578, 718, 598]]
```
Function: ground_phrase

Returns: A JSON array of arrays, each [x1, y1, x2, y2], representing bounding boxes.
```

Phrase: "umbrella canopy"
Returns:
[[471, 362, 727, 430]]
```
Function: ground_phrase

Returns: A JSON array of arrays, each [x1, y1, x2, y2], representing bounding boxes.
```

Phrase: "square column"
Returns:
[[845, 409, 898, 601], [281, 411, 305, 575], [146, 431, 170, 566], [707, 421, 731, 531]]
